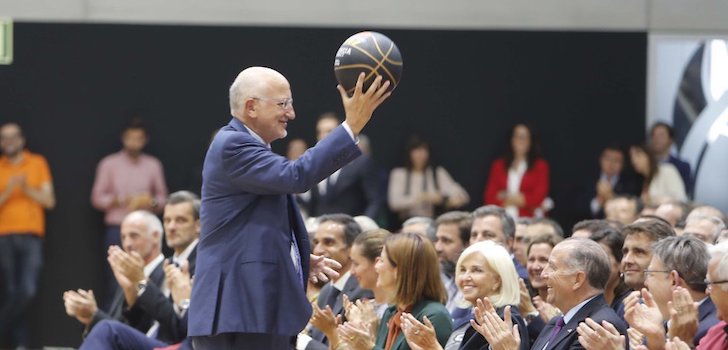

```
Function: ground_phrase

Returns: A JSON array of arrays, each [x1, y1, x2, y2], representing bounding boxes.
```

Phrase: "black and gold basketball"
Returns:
[[334, 31, 403, 96]]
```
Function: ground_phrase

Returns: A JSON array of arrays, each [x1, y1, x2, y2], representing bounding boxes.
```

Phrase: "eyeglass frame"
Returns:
[[251, 97, 294, 110], [704, 279, 728, 291]]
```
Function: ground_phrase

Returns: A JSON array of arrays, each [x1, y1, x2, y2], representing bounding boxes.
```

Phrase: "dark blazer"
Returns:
[[89, 259, 165, 335], [307, 154, 384, 219], [188, 119, 361, 338], [457, 306, 529, 350], [695, 297, 719, 346], [666, 155, 692, 195], [306, 275, 374, 350], [134, 245, 198, 343], [374, 299, 453, 350], [530, 294, 627, 350], [588, 172, 640, 218]]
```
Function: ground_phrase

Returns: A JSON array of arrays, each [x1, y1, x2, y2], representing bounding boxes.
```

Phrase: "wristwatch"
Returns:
[[136, 280, 148, 295]]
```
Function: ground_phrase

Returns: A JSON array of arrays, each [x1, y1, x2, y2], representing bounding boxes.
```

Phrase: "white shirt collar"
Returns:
[[242, 124, 271, 149], [333, 270, 352, 292], [173, 239, 198, 262], [563, 295, 599, 324], [144, 253, 165, 278]]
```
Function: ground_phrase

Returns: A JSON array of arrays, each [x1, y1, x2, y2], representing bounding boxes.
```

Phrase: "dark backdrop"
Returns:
[[0, 22, 646, 347]]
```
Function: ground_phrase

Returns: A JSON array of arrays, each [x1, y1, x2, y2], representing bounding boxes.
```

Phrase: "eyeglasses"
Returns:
[[704, 279, 728, 291], [252, 97, 294, 110], [643, 269, 671, 279]]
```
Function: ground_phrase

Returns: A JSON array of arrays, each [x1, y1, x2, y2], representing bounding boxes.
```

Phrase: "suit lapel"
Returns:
[[547, 295, 607, 349], [532, 319, 557, 350], [698, 297, 715, 321]]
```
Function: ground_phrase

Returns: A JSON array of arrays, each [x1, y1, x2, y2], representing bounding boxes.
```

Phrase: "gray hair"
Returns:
[[124, 210, 164, 244], [685, 215, 726, 243], [472, 205, 515, 240], [716, 253, 728, 292], [167, 190, 201, 220], [709, 241, 728, 261], [560, 238, 611, 290], [402, 216, 436, 241], [652, 236, 710, 292]]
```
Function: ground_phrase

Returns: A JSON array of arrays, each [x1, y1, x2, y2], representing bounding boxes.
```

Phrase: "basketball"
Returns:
[[334, 31, 403, 96]]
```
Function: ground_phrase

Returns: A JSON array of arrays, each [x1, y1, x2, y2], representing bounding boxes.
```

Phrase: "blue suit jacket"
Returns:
[[530, 294, 627, 350], [695, 297, 719, 346], [188, 118, 361, 337]]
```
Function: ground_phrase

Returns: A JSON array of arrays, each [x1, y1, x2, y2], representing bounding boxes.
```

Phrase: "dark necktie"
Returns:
[[544, 316, 565, 349]]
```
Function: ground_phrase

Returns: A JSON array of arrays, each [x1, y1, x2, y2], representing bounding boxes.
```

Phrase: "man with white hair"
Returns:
[[63, 210, 166, 336], [188, 67, 390, 349], [684, 215, 726, 245]]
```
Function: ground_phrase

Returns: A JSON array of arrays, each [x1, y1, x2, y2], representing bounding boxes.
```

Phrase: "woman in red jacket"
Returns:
[[483, 123, 549, 218]]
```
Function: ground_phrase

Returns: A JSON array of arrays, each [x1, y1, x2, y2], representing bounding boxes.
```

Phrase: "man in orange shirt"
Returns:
[[0, 122, 55, 348]]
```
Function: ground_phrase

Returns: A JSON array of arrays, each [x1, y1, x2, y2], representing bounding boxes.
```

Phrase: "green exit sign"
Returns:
[[0, 18, 12, 65]]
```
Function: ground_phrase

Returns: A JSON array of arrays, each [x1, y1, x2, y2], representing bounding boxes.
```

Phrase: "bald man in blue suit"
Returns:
[[188, 67, 391, 349]]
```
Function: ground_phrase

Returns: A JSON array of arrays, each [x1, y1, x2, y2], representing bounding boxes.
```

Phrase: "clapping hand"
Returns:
[[667, 286, 698, 343], [337, 320, 375, 350], [401, 314, 442, 350], [533, 295, 561, 322], [63, 289, 98, 326], [624, 289, 666, 349], [310, 302, 341, 338], [576, 318, 625, 350], [470, 298, 520, 350]]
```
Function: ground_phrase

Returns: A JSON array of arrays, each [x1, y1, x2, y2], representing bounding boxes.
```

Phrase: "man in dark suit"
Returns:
[[472, 238, 627, 350], [589, 145, 640, 218], [187, 67, 391, 349], [63, 210, 166, 338], [300, 214, 373, 350], [650, 122, 692, 195], [642, 236, 717, 346], [301, 113, 385, 220]]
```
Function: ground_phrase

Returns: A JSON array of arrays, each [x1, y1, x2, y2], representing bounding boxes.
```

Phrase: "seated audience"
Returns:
[[589, 144, 640, 218], [604, 195, 641, 226], [401, 240, 529, 350], [629, 144, 686, 204], [337, 233, 453, 350]]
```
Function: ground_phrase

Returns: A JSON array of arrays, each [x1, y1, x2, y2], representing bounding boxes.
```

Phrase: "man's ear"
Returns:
[[572, 270, 587, 290], [670, 270, 681, 287]]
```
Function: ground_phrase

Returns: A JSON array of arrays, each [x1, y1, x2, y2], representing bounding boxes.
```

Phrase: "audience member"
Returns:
[[522, 233, 563, 344], [643, 236, 717, 346], [91, 119, 168, 306], [302, 214, 371, 350], [433, 211, 472, 314], [512, 218, 532, 268], [470, 205, 528, 282], [654, 200, 690, 227], [472, 239, 627, 350], [287, 138, 309, 161], [301, 113, 385, 220], [604, 195, 641, 226], [401, 240, 529, 350], [526, 218, 564, 239], [589, 145, 640, 218], [588, 224, 630, 318], [649, 122, 692, 194], [621, 219, 676, 291], [337, 233, 453, 350], [683, 214, 725, 245], [389, 135, 469, 222], [629, 144, 686, 204], [0, 122, 55, 348], [400, 216, 436, 242], [571, 219, 605, 238], [484, 123, 549, 218], [63, 211, 166, 337]]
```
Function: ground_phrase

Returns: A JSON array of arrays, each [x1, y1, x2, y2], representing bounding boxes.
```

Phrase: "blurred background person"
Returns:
[[629, 143, 686, 205], [0, 122, 55, 349], [649, 122, 692, 195], [91, 119, 168, 307], [588, 144, 640, 218], [388, 135, 469, 223], [483, 123, 549, 218]]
